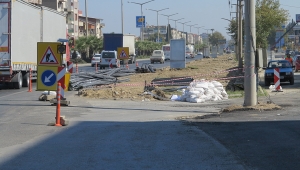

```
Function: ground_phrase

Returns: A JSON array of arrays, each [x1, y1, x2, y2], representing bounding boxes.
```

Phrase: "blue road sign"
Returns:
[[136, 16, 145, 28], [41, 70, 57, 87]]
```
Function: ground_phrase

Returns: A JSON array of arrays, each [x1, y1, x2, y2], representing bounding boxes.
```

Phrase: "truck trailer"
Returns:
[[0, 0, 67, 89], [103, 33, 136, 64]]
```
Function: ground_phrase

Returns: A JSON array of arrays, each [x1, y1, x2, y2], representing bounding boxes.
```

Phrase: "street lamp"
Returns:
[[160, 13, 178, 42], [186, 24, 197, 33], [221, 18, 232, 22], [128, 0, 155, 41], [211, 29, 214, 34], [178, 21, 190, 32], [169, 18, 184, 30], [195, 26, 205, 35], [121, 0, 124, 34], [147, 8, 169, 43]]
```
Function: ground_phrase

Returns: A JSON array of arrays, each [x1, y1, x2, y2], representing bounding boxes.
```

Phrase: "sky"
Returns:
[[78, 0, 300, 40]]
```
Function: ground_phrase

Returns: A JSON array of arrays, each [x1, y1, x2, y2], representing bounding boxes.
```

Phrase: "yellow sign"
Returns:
[[37, 42, 62, 66], [36, 66, 58, 91], [117, 47, 129, 60]]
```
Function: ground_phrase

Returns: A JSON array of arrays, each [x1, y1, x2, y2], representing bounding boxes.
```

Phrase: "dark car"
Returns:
[[264, 60, 294, 86]]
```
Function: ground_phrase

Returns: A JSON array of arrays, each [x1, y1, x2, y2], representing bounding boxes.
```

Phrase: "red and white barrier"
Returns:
[[55, 82, 62, 126], [274, 68, 281, 91], [67, 61, 73, 73], [57, 66, 66, 99]]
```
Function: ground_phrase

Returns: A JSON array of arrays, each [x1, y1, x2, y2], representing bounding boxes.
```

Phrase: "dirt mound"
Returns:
[[222, 102, 282, 112]]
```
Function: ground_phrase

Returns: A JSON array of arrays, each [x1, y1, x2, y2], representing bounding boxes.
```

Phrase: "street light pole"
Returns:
[[85, 0, 88, 37], [178, 21, 190, 32], [128, 0, 155, 41], [160, 13, 178, 42], [169, 18, 184, 30], [121, 0, 124, 34], [147, 8, 169, 43], [186, 24, 197, 44], [195, 26, 204, 44]]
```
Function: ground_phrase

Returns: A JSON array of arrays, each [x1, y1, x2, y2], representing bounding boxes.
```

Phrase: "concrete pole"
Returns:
[[85, 0, 88, 37], [235, 1, 238, 61], [238, 0, 244, 68], [141, 5, 143, 41], [157, 11, 159, 43], [121, 0, 124, 34], [244, 0, 257, 106]]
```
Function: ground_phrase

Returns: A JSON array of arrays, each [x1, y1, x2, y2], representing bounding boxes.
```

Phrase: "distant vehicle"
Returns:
[[99, 51, 118, 69], [150, 50, 165, 64], [197, 52, 203, 55], [293, 55, 300, 72], [91, 54, 101, 67], [264, 60, 294, 86], [162, 44, 170, 60], [203, 47, 210, 58], [185, 44, 195, 58]]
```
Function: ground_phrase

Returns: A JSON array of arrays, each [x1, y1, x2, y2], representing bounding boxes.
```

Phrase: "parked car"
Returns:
[[150, 50, 165, 64], [264, 60, 294, 86], [293, 55, 300, 72], [91, 54, 101, 67], [197, 52, 203, 55]]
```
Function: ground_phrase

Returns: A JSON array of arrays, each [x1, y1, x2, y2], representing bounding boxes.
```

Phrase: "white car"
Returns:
[[150, 50, 165, 64], [91, 54, 101, 67], [99, 51, 118, 69], [197, 52, 203, 55]]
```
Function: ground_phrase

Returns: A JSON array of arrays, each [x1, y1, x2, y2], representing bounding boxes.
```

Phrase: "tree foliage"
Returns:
[[209, 31, 225, 46], [226, 0, 288, 48], [74, 36, 103, 59], [135, 41, 164, 56]]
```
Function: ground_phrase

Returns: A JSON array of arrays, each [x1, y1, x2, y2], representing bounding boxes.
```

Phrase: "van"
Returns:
[[150, 50, 165, 64], [99, 51, 118, 69]]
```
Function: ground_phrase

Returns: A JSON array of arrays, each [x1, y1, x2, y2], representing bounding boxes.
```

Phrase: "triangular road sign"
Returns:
[[40, 46, 59, 64], [119, 50, 128, 58]]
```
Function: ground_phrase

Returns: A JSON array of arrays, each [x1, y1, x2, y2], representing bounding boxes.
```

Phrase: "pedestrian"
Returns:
[[285, 53, 293, 65]]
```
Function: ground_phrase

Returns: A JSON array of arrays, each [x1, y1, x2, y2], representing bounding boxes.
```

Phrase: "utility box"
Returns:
[[170, 39, 186, 69]]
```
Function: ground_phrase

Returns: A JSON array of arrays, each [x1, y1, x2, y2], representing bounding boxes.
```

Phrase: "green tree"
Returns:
[[209, 31, 225, 46], [227, 0, 288, 48], [74, 36, 103, 59]]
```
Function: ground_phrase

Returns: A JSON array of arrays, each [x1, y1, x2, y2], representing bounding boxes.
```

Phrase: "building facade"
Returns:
[[78, 14, 104, 38], [42, 0, 79, 39]]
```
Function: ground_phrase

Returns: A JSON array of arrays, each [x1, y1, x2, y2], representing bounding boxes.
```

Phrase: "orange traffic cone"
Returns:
[[126, 63, 129, 70], [136, 61, 138, 67]]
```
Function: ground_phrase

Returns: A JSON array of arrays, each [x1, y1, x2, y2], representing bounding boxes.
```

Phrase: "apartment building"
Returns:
[[78, 10, 104, 38], [42, 0, 79, 39]]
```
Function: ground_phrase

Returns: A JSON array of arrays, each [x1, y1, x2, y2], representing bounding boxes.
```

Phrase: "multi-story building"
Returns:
[[42, 0, 79, 39], [143, 25, 167, 42], [78, 10, 104, 38]]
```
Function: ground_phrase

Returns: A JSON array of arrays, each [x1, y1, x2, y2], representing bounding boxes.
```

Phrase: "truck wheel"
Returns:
[[13, 73, 23, 89], [290, 78, 294, 85], [22, 72, 30, 87], [264, 79, 270, 86]]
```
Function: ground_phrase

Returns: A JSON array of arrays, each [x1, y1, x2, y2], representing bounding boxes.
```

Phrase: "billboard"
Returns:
[[296, 14, 300, 23], [136, 16, 145, 28]]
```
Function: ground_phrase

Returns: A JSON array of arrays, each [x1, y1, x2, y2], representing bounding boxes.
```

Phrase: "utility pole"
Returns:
[[85, 0, 88, 37], [244, 0, 257, 106], [238, 0, 244, 68], [121, 0, 124, 34], [170, 18, 184, 31], [147, 8, 169, 43]]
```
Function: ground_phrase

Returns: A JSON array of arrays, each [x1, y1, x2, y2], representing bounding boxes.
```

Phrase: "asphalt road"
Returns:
[[1, 53, 300, 169]]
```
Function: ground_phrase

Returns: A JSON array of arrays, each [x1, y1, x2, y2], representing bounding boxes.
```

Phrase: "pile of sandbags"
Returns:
[[180, 79, 228, 103]]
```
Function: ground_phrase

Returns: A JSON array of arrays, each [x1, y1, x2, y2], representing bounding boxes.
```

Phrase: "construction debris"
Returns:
[[135, 63, 156, 73], [68, 68, 136, 91]]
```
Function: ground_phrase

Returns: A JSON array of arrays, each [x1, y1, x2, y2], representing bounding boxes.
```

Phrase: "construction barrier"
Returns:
[[55, 82, 62, 127], [274, 68, 281, 91], [67, 61, 73, 73], [76, 63, 78, 73], [64, 72, 71, 91]]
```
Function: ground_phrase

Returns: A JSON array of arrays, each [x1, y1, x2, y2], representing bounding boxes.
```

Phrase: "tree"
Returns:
[[74, 36, 103, 60], [227, 0, 288, 49], [209, 31, 225, 46]]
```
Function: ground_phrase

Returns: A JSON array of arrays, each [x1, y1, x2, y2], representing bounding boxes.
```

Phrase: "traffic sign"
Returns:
[[117, 47, 129, 60], [136, 16, 146, 28], [37, 42, 62, 66], [37, 66, 58, 91], [296, 14, 300, 23]]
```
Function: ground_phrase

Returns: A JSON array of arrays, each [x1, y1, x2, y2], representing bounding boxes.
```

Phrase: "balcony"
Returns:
[[68, 18, 74, 24]]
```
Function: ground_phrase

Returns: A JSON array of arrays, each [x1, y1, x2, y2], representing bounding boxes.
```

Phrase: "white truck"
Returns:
[[123, 34, 136, 64], [185, 44, 195, 58], [162, 44, 170, 60], [0, 0, 67, 89]]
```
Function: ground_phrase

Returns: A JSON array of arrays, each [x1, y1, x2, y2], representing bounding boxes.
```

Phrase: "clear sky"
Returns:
[[78, 0, 300, 40]]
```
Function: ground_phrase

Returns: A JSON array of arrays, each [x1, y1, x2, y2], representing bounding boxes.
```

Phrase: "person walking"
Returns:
[[285, 53, 293, 65]]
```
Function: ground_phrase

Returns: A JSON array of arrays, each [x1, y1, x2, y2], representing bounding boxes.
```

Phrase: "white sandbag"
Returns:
[[186, 98, 191, 102], [207, 82, 215, 88], [188, 90, 201, 95], [190, 98, 206, 103], [198, 94, 208, 99], [190, 94, 198, 99], [195, 82, 209, 89], [212, 87, 221, 95], [221, 90, 228, 97], [216, 86, 224, 91], [212, 81, 223, 87], [193, 87, 205, 93], [42, 91, 56, 96], [204, 89, 215, 96]]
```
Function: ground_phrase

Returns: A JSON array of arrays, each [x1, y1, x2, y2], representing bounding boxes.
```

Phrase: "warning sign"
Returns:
[[39, 47, 59, 64], [117, 47, 129, 60], [37, 42, 62, 66]]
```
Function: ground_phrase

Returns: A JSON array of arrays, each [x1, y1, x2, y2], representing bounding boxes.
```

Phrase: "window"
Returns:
[[101, 52, 115, 58]]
